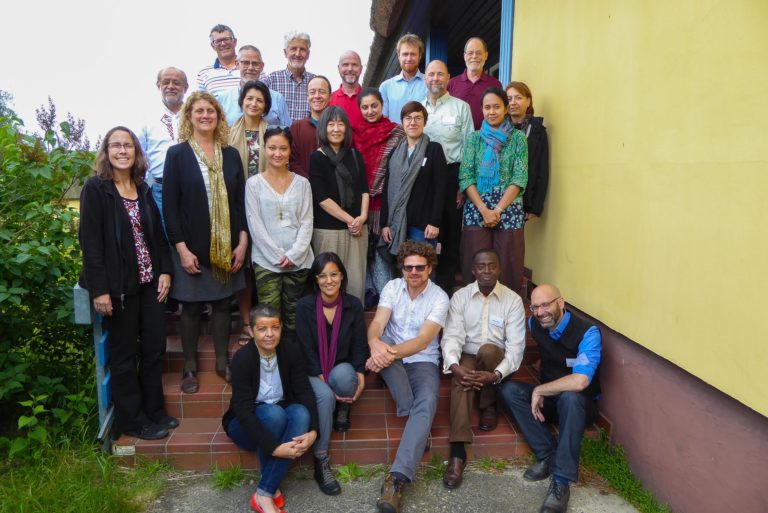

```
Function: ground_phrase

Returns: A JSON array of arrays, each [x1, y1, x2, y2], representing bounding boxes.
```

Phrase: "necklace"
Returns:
[[260, 353, 277, 373]]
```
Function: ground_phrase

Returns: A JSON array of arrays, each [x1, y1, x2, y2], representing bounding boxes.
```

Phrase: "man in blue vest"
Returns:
[[501, 284, 602, 513]]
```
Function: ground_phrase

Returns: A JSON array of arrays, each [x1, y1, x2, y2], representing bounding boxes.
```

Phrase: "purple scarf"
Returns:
[[316, 292, 343, 378]]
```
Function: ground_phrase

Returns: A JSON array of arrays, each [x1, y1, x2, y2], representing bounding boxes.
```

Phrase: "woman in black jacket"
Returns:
[[163, 91, 249, 393], [223, 304, 318, 513], [380, 101, 447, 262], [295, 252, 369, 495], [506, 81, 549, 220], [79, 126, 176, 440]]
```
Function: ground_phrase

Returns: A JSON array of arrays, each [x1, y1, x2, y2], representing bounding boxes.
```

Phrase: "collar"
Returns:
[[469, 280, 503, 299], [213, 58, 237, 71], [396, 70, 425, 83], [549, 310, 572, 338], [426, 91, 451, 108], [161, 104, 182, 118], [284, 66, 308, 82], [459, 69, 489, 83], [398, 277, 433, 298], [334, 84, 361, 98]]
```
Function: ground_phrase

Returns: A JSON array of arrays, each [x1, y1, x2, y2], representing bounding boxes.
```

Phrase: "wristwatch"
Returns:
[[493, 370, 503, 385]]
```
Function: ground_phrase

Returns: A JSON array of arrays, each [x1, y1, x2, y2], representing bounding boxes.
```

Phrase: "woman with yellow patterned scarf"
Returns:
[[163, 91, 249, 394]]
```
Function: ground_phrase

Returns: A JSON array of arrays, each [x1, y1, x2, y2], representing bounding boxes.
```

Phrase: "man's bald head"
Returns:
[[156, 67, 188, 112], [425, 60, 449, 98], [530, 284, 565, 329], [338, 50, 363, 87]]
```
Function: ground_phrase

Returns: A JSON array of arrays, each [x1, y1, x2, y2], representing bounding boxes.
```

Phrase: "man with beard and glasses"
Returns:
[[447, 37, 503, 130], [501, 283, 602, 513]]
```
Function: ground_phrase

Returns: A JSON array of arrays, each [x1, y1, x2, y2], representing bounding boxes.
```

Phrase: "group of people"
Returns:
[[77, 24, 600, 513]]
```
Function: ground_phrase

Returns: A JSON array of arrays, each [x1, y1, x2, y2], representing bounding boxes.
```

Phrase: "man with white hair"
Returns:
[[265, 31, 316, 122], [139, 67, 188, 226]]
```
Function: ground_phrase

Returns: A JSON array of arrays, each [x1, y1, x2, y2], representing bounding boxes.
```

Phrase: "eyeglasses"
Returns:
[[107, 142, 134, 151], [308, 89, 329, 96], [403, 115, 424, 124], [211, 36, 234, 47], [316, 271, 341, 282], [239, 60, 263, 68], [529, 297, 561, 313], [402, 264, 428, 273], [464, 50, 485, 57]]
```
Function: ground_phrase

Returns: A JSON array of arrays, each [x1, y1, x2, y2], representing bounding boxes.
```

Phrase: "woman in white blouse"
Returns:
[[246, 127, 314, 339]]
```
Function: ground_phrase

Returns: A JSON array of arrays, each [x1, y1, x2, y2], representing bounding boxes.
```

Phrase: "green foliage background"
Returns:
[[0, 105, 96, 459]]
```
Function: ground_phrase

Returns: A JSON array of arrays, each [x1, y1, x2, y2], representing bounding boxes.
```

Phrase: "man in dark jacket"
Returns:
[[501, 284, 602, 513]]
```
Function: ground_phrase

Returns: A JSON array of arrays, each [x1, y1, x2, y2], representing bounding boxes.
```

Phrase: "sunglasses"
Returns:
[[402, 264, 428, 273]]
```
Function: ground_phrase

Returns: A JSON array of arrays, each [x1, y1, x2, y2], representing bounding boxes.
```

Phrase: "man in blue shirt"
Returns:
[[379, 33, 428, 122], [501, 283, 602, 513]]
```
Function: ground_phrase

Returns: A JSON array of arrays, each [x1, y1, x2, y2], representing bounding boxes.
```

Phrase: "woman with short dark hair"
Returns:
[[79, 126, 176, 439], [309, 106, 369, 302], [295, 252, 369, 496], [223, 304, 318, 513], [380, 101, 447, 264]]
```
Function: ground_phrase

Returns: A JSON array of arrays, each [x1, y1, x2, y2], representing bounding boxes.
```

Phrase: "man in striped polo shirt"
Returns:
[[197, 24, 242, 95]]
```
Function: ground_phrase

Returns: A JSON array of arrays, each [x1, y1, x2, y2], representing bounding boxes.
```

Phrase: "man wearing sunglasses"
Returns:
[[366, 241, 449, 513], [440, 248, 526, 489], [500, 283, 602, 513]]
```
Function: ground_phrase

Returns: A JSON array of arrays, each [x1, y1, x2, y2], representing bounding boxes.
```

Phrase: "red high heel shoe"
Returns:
[[250, 492, 285, 513]]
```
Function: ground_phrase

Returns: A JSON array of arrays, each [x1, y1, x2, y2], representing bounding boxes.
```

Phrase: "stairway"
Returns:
[[112, 310, 609, 470]]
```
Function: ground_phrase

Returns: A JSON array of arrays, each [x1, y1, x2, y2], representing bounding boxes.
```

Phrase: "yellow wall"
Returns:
[[514, 0, 768, 416]]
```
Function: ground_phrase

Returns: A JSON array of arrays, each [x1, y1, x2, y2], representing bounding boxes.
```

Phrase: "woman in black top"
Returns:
[[295, 252, 368, 495], [163, 91, 249, 393], [79, 126, 176, 440], [223, 304, 318, 513], [380, 101, 447, 261], [308, 106, 369, 303], [506, 81, 549, 220]]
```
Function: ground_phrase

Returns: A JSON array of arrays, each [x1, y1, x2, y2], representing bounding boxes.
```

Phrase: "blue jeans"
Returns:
[[380, 360, 440, 480], [407, 226, 438, 249], [309, 362, 359, 455], [226, 403, 310, 496], [500, 381, 597, 483]]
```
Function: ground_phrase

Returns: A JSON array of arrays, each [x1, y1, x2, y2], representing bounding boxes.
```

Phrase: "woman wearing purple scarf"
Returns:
[[295, 252, 369, 496], [458, 87, 528, 295]]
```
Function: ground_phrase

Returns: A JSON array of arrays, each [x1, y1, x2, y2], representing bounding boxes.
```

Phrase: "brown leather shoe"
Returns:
[[376, 473, 405, 513], [181, 371, 198, 394], [479, 405, 498, 431], [442, 456, 466, 489]]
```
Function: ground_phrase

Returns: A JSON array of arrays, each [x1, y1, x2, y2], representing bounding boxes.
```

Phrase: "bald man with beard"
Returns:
[[330, 50, 365, 129], [500, 284, 602, 513]]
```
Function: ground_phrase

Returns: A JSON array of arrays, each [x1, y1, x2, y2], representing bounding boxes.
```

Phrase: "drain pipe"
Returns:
[[499, 0, 515, 86]]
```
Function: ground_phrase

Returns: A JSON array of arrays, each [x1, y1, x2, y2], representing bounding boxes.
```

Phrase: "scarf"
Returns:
[[511, 114, 532, 136], [382, 134, 430, 255], [477, 119, 513, 194], [188, 138, 232, 283], [315, 292, 343, 378], [319, 144, 355, 210], [230, 115, 267, 178], [352, 116, 404, 199]]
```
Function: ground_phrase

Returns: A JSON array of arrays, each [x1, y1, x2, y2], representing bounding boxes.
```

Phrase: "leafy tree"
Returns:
[[0, 94, 96, 458]]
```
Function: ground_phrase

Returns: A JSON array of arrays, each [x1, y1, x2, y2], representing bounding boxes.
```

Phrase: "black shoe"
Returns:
[[154, 415, 180, 430], [524, 456, 551, 481], [124, 423, 169, 440], [333, 404, 351, 432], [314, 456, 341, 496], [539, 478, 570, 513]]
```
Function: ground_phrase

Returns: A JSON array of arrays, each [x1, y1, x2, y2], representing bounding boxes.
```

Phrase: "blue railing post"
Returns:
[[499, 0, 516, 86], [73, 283, 113, 451]]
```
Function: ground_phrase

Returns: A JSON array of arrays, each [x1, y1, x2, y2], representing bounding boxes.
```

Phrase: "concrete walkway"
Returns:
[[147, 463, 639, 513]]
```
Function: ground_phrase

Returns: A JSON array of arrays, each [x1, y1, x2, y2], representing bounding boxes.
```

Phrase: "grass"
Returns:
[[211, 464, 245, 490], [581, 430, 672, 513], [418, 454, 447, 482], [336, 462, 386, 483], [474, 456, 507, 473], [0, 443, 169, 513]]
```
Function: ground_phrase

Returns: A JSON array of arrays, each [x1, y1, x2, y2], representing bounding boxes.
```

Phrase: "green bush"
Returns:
[[0, 104, 95, 460]]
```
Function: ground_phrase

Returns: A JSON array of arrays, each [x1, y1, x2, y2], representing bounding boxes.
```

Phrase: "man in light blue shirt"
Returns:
[[214, 45, 292, 128], [379, 33, 428, 122], [139, 66, 188, 226]]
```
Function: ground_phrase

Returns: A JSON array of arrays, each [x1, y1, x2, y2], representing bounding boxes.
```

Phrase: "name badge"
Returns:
[[422, 157, 428, 167], [442, 115, 456, 125], [489, 315, 504, 328], [565, 358, 576, 368]]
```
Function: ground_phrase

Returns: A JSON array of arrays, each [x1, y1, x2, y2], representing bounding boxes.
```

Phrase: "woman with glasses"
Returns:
[[246, 127, 314, 340], [229, 79, 271, 344], [308, 106, 369, 303], [79, 126, 177, 439], [459, 87, 528, 295], [163, 92, 248, 393], [379, 101, 446, 266], [295, 252, 368, 496]]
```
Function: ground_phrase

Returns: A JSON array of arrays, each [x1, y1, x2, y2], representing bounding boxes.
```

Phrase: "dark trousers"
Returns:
[[436, 162, 462, 296], [102, 283, 166, 433], [500, 381, 597, 483]]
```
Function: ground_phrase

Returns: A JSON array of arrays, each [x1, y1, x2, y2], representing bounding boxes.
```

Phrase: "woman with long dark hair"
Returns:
[[79, 126, 176, 439], [295, 252, 368, 496]]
